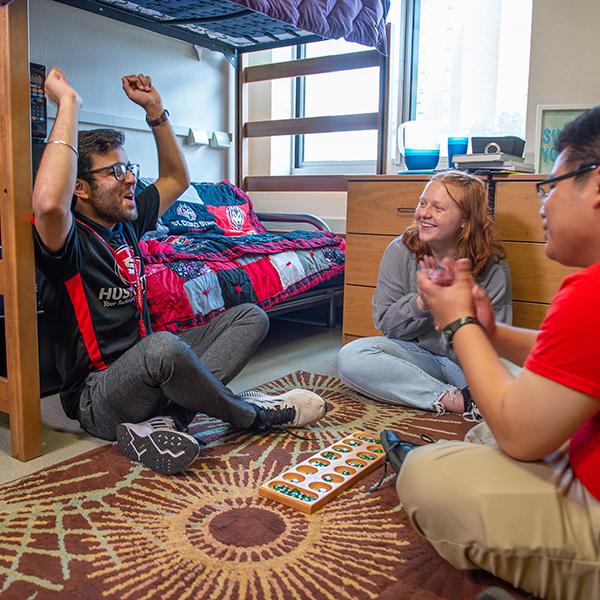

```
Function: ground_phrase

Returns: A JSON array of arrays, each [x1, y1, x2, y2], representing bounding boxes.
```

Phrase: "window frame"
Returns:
[[288, 0, 416, 174]]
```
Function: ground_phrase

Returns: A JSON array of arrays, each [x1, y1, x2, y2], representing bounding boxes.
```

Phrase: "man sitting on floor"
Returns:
[[33, 67, 326, 476], [380, 105, 600, 600]]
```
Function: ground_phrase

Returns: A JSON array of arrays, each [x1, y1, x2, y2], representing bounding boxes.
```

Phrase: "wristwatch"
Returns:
[[441, 316, 481, 350], [146, 109, 169, 128]]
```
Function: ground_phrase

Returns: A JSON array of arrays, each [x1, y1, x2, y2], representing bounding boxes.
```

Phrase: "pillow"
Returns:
[[160, 200, 220, 235], [137, 179, 219, 236], [137, 180, 268, 237], [191, 181, 268, 236]]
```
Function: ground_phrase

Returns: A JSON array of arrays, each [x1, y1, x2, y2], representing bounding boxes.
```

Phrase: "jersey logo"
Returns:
[[226, 206, 246, 232], [114, 244, 142, 288]]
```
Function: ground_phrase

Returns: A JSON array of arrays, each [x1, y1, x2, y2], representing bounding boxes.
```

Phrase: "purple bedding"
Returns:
[[230, 0, 390, 53]]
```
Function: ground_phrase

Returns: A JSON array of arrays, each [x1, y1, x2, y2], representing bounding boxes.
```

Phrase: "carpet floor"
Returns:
[[0, 371, 534, 600]]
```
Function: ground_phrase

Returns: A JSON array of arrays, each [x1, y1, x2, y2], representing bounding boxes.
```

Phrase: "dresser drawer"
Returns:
[[512, 301, 549, 330], [345, 234, 397, 287], [346, 181, 426, 235], [505, 242, 578, 303], [342, 284, 382, 339], [494, 181, 543, 242]]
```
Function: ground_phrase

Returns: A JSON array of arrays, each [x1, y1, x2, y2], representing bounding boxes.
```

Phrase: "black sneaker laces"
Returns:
[[366, 434, 436, 493], [257, 406, 315, 441]]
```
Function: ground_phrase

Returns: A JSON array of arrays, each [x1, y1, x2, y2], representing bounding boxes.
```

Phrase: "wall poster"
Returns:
[[535, 105, 596, 174]]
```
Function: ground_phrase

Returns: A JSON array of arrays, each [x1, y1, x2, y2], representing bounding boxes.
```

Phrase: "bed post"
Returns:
[[0, 0, 43, 460]]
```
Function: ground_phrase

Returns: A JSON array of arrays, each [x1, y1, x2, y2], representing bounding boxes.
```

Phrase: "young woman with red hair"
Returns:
[[337, 170, 513, 419]]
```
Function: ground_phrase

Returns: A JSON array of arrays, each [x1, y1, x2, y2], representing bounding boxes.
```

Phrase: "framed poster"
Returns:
[[535, 105, 596, 174]]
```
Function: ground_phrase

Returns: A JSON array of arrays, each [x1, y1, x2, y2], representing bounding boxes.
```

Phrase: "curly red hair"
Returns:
[[402, 170, 507, 276]]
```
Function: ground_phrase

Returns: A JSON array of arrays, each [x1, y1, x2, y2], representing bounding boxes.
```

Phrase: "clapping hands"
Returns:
[[417, 257, 496, 338]]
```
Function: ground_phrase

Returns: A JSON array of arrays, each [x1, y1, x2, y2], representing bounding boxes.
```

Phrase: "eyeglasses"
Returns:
[[536, 164, 598, 204], [87, 162, 140, 181]]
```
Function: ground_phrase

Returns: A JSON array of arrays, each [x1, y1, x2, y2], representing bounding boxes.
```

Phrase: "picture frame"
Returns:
[[535, 104, 596, 174]]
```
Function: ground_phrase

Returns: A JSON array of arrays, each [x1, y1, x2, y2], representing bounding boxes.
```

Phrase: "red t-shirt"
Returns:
[[525, 261, 600, 500]]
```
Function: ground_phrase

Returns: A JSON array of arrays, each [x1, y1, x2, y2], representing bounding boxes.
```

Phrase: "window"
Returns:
[[280, 0, 532, 173], [409, 0, 533, 147], [295, 39, 380, 169]]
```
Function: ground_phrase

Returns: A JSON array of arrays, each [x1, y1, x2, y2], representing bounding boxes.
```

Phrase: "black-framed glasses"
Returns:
[[536, 164, 598, 204], [87, 162, 140, 181]]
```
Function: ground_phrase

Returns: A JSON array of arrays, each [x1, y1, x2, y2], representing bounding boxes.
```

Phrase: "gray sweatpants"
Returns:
[[77, 303, 269, 440]]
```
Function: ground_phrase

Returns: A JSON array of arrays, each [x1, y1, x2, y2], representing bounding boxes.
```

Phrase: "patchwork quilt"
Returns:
[[138, 180, 345, 332]]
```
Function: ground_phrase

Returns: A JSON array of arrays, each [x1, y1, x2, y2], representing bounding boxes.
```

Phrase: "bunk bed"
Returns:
[[49, 0, 390, 66], [1, 0, 390, 460]]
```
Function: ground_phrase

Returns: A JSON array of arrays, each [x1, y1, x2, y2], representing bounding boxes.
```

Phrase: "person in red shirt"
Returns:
[[381, 106, 600, 600]]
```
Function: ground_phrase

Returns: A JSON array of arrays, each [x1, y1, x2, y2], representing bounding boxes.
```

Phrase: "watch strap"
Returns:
[[442, 316, 481, 350], [146, 109, 169, 128]]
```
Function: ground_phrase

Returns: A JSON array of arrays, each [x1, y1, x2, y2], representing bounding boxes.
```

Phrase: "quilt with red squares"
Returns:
[[138, 180, 345, 332]]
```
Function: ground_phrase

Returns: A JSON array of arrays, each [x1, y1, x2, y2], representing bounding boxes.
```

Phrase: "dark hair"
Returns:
[[72, 129, 125, 208], [555, 105, 600, 175], [402, 170, 507, 276], [77, 129, 125, 179]]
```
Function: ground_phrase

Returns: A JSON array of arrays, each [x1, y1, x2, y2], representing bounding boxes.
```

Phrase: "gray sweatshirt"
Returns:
[[372, 236, 513, 363]]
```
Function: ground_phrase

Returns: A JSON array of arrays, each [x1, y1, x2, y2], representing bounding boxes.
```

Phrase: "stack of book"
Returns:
[[452, 153, 535, 173]]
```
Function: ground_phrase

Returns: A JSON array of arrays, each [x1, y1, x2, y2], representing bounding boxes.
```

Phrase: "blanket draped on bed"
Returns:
[[230, 0, 391, 53], [138, 180, 345, 333]]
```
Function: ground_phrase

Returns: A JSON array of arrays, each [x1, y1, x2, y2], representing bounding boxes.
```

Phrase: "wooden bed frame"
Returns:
[[0, 0, 43, 461]]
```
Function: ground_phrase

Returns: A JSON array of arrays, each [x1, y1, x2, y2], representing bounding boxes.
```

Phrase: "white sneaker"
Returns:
[[116, 415, 201, 475], [240, 389, 327, 428]]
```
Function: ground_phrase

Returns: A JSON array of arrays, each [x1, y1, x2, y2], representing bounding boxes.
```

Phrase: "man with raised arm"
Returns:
[[380, 106, 600, 600], [33, 67, 326, 475]]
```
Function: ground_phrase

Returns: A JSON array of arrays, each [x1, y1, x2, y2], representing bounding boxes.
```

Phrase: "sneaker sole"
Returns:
[[116, 424, 200, 475]]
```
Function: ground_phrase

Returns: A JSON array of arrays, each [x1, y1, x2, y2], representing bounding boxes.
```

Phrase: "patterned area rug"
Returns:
[[0, 372, 533, 600]]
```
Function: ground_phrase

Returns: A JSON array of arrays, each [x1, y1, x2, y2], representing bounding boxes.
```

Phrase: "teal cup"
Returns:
[[447, 137, 469, 168], [404, 148, 440, 171]]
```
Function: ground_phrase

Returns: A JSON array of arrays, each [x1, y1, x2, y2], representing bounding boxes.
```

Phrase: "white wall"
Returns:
[[525, 0, 600, 162], [29, 0, 234, 183]]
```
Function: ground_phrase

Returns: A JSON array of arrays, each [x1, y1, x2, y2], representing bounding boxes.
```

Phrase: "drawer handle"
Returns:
[[396, 207, 415, 213]]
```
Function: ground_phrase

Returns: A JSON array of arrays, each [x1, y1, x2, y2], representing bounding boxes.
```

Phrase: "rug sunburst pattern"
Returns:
[[0, 372, 529, 600]]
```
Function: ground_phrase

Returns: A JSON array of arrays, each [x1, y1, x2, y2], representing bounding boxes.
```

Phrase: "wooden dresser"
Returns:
[[342, 174, 579, 345]]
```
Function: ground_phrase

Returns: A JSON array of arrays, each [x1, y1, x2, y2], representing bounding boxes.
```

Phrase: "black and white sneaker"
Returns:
[[116, 415, 201, 475], [461, 387, 483, 423], [240, 389, 327, 429]]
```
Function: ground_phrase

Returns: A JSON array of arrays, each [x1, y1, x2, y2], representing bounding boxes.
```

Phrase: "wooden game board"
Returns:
[[259, 431, 385, 514]]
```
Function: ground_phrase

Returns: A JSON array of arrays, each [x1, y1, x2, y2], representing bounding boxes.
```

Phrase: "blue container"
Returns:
[[404, 149, 440, 170], [447, 137, 469, 168]]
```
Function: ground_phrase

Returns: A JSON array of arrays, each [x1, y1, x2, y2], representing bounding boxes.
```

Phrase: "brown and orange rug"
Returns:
[[0, 372, 533, 600]]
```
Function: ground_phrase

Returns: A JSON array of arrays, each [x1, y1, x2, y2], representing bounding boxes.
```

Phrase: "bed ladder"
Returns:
[[236, 24, 395, 193], [0, 0, 44, 461]]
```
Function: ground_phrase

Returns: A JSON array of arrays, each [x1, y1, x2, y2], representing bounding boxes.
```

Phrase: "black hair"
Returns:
[[555, 106, 600, 175], [77, 128, 125, 179]]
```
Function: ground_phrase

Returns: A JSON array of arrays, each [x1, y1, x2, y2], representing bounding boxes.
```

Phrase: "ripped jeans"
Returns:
[[337, 336, 466, 411]]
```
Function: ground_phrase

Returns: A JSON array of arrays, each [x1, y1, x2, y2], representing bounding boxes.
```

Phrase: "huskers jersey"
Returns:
[[33, 184, 160, 419]]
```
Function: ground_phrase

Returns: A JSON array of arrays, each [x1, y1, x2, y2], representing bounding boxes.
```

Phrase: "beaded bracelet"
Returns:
[[47, 140, 79, 156]]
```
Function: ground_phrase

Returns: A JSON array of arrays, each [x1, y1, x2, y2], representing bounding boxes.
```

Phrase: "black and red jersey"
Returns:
[[33, 184, 160, 419]]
